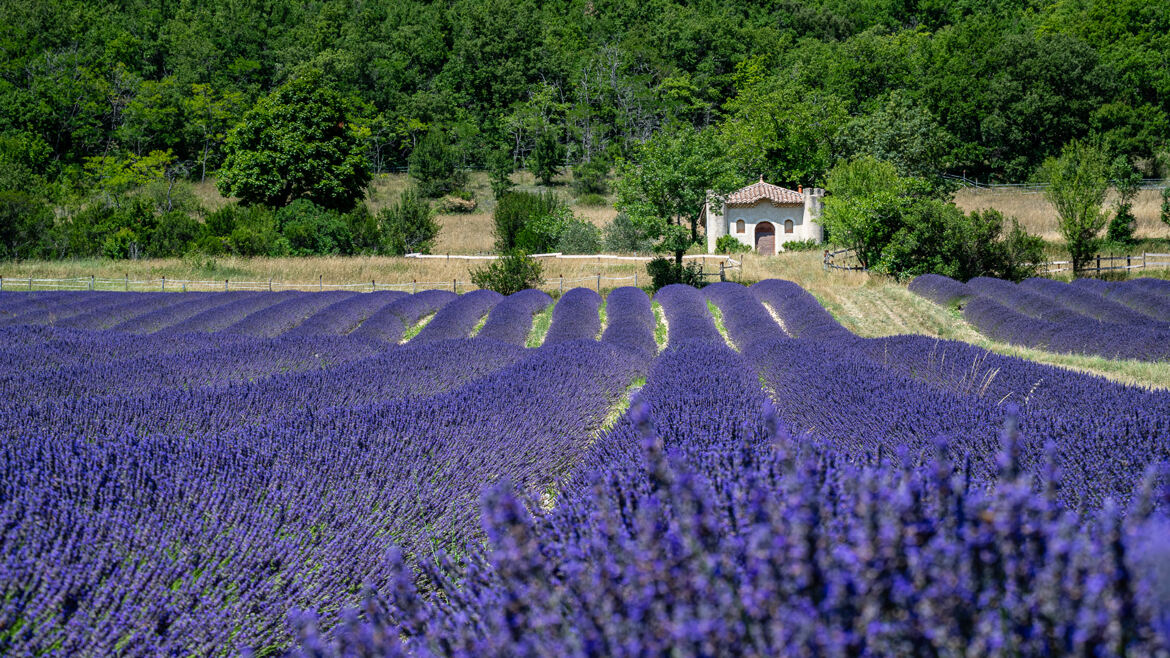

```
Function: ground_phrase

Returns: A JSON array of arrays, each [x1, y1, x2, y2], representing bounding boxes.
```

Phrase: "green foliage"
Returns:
[[380, 189, 440, 255], [277, 200, 354, 256], [515, 206, 576, 253], [572, 157, 609, 195], [646, 256, 705, 291], [615, 124, 737, 246], [84, 150, 175, 205], [470, 250, 544, 294], [148, 211, 206, 257], [576, 193, 608, 207], [876, 205, 1043, 282], [715, 234, 751, 254], [0, 131, 51, 197], [1039, 140, 1110, 273], [781, 239, 822, 252], [1107, 155, 1142, 245], [487, 148, 515, 200], [603, 213, 655, 253], [217, 70, 371, 210], [410, 127, 461, 198], [0, 192, 54, 260], [835, 90, 954, 184], [1162, 187, 1170, 230], [493, 191, 563, 252], [556, 218, 602, 254], [819, 156, 910, 269], [529, 129, 563, 186]]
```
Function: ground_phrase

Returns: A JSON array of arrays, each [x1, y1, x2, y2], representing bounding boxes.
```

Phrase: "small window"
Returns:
[[784, 219, 794, 234], [736, 219, 745, 234]]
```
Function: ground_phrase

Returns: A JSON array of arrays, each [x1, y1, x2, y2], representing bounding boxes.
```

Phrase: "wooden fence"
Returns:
[[824, 249, 1170, 277], [0, 257, 742, 294]]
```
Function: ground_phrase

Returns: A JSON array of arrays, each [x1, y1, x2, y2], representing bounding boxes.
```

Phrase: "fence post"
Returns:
[[29, 276, 33, 290], [453, 278, 457, 293], [90, 275, 94, 291], [372, 279, 376, 292], [720, 261, 725, 282], [559, 274, 563, 294], [319, 274, 322, 291], [634, 272, 638, 288], [225, 279, 229, 292], [596, 273, 600, 292], [412, 279, 416, 294], [268, 277, 272, 292], [0, 276, 3, 291], [161, 276, 165, 292], [1127, 254, 1131, 271], [1096, 254, 1100, 274], [1144, 252, 1147, 270], [125, 274, 129, 291]]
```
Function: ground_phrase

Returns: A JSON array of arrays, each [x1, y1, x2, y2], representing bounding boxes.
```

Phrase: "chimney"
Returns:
[[798, 184, 803, 194]]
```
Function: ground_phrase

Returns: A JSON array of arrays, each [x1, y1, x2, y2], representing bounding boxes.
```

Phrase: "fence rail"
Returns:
[[941, 174, 1168, 193], [0, 257, 743, 294], [824, 248, 1170, 276]]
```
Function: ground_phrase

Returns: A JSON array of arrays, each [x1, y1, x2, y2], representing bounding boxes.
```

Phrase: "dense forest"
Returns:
[[1, 0, 1168, 262]]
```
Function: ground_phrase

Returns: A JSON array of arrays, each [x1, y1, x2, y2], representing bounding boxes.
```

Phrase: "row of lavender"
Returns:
[[910, 273, 1170, 361], [311, 282, 1170, 656], [0, 287, 656, 654]]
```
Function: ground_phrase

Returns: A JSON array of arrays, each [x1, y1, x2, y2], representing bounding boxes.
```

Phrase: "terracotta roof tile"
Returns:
[[726, 177, 803, 207]]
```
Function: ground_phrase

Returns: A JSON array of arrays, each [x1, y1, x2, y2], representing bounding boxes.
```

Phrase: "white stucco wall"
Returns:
[[721, 204, 814, 255], [704, 188, 825, 255]]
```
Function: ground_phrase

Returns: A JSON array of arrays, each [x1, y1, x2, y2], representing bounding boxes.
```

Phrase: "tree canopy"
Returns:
[[217, 71, 371, 210]]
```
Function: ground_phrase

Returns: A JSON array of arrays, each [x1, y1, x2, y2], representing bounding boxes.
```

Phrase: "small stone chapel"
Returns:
[[702, 177, 825, 255]]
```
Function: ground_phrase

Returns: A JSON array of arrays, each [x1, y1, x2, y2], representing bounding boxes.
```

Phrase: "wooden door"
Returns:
[[755, 222, 775, 255]]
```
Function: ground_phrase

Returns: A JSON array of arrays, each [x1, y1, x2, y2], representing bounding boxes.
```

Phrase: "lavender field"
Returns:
[[2, 282, 1169, 656], [911, 274, 1170, 362]]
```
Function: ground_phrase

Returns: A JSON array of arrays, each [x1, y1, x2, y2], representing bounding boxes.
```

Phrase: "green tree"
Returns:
[[720, 58, 848, 186], [409, 126, 459, 198], [493, 191, 562, 252], [836, 90, 954, 183], [614, 124, 737, 261], [1038, 140, 1109, 274], [529, 128, 563, 186], [84, 150, 175, 207], [1106, 155, 1142, 244], [380, 188, 440, 255], [488, 147, 515, 200], [818, 156, 910, 269], [470, 250, 544, 294], [183, 83, 244, 182], [217, 70, 371, 210]]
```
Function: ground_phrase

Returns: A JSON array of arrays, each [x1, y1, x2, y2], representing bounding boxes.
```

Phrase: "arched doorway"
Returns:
[[755, 222, 775, 254]]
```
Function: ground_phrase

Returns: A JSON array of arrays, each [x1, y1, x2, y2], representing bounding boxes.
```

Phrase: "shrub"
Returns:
[[380, 189, 439, 255], [471, 251, 544, 294], [102, 227, 141, 259], [529, 130, 563, 186], [646, 256, 705, 291], [0, 192, 54, 259], [557, 219, 602, 254], [148, 210, 205, 257], [715, 234, 750, 254], [1106, 209, 1136, 245], [781, 238, 822, 252], [277, 199, 353, 255], [603, 212, 655, 252], [494, 190, 562, 251], [516, 206, 576, 253], [409, 126, 459, 198], [572, 157, 609, 195], [488, 148, 514, 200], [217, 205, 287, 256], [576, 193, 608, 207], [345, 205, 383, 255]]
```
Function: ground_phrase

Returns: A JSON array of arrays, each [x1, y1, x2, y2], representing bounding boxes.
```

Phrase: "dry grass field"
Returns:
[[953, 187, 1170, 241]]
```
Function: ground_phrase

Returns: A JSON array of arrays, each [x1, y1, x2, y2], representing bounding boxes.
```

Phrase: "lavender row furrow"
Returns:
[[285, 291, 406, 336], [412, 289, 502, 342], [599, 286, 657, 359], [1021, 276, 1169, 328], [907, 272, 972, 306], [475, 289, 552, 345], [350, 289, 456, 343], [158, 292, 291, 335], [112, 291, 251, 334], [543, 287, 601, 344], [222, 290, 357, 337]]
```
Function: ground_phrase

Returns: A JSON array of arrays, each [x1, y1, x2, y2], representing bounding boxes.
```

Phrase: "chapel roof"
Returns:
[[726, 176, 804, 207]]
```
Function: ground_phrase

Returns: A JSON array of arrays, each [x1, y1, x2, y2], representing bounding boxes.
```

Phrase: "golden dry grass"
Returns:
[[953, 188, 1170, 241]]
